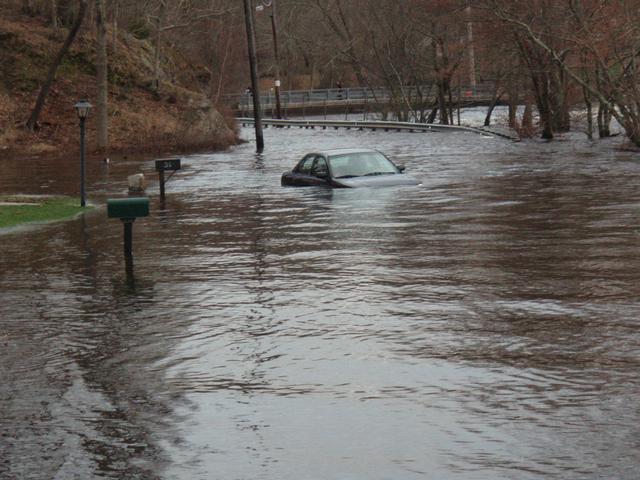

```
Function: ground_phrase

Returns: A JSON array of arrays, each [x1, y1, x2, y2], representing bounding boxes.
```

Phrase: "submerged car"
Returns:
[[281, 148, 421, 188]]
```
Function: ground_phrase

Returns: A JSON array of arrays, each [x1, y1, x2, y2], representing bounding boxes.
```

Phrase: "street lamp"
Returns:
[[74, 99, 92, 207], [256, 0, 282, 119]]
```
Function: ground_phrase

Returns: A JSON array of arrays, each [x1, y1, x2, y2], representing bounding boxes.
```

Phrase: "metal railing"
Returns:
[[225, 83, 497, 115]]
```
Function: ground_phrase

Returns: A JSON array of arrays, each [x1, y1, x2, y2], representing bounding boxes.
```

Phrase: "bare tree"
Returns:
[[483, 0, 640, 145], [26, 0, 88, 131]]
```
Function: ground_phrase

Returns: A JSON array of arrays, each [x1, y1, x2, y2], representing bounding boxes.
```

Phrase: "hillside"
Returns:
[[0, 12, 238, 157]]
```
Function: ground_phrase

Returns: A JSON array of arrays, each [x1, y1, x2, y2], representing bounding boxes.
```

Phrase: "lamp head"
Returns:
[[74, 99, 93, 119]]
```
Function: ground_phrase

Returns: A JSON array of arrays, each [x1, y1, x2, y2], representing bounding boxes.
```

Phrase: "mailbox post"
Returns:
[[107, 198, 150, 260], [155, 158, 181, 201]]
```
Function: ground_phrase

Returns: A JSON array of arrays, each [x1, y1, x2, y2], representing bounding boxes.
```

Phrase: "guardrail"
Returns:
[[237, 117, 518, 140]]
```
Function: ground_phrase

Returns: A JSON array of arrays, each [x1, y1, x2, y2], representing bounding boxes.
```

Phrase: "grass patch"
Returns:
[[0, 195, 91, 229]]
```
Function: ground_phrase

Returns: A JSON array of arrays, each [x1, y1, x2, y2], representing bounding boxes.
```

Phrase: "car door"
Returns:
[[291, 154, 317, 186], [308, 156, 331, 187]]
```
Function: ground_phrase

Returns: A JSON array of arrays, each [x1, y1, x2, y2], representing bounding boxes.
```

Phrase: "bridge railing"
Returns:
[[224, 83, 496, 114]]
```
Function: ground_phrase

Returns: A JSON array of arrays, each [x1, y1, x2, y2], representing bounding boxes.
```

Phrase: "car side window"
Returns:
[[297, 155, 316, 174], [312, 157, 329, 177]]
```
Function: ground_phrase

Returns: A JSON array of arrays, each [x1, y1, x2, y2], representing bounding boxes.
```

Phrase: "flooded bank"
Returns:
[[1, 124, 640, 479]]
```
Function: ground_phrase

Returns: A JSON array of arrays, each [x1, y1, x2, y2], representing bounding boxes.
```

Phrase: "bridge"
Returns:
[[238, 117, 519, 140], [225, 84, 498, 118]]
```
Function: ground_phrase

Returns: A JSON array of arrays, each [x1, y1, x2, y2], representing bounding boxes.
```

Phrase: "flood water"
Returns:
[[1, 122, 640, 479]]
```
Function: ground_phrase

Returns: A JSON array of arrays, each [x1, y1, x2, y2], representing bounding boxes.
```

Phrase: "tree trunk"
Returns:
[[51, 0, 58, 28], [433, 39, 450, 125], [484, 88, 503, 127], [550, 66, 571, 132], [60, 0, 77, 27], [516, 37, 554, 139], [522, 104, 533, 128], [95, 0, 108, 148], [111, 0, 118, 53], [437, 80, 449, 125], [508, 81, 518, 129], [521, 102, 533, 136], [533, 72, 554, 139], [540, 111, 554, 139], [626, 125, 640, 146], [26, 0, 88, 132], [153, 0, 167, 92], [448, 81, 454, 126], [427, 105, 438, 123], [456, 81, 461, 126], [212, 32, 232, 105], [583, 85, 593, 140], [466, 5, 476, 87], [22, 0, 34, 15], [597, 102, 612, 138]]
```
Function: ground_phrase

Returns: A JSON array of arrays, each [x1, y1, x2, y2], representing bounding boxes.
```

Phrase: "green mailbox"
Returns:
[[108, 198, 150, 261], [107, 198, 149, 220]]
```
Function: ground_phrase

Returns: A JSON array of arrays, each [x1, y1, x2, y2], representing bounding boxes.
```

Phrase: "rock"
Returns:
[[128, 173, 146, 192], [180, 105, 236, 144]]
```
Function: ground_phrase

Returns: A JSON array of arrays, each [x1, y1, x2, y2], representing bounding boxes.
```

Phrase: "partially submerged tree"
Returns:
[[483, 0, 640, 146]]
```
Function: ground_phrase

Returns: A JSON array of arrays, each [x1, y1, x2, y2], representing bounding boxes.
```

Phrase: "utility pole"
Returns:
[[243, 0, 264, 151], [270, 0, 282, 119]]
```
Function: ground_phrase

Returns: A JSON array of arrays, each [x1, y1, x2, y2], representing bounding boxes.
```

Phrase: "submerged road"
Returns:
[[1, 119, 640, 479]]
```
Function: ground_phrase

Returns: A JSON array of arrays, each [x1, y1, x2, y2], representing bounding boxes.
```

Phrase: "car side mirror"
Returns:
[[397, 165, 406, 172]]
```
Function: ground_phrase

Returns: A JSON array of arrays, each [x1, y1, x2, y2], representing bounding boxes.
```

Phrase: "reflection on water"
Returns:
[[1, 125, 640, 479]]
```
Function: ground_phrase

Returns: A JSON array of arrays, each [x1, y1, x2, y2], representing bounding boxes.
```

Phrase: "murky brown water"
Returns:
[[1, 123, 640, 479]]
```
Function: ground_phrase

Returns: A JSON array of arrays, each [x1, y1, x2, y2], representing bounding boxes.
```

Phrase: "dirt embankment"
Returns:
[[0, 12, 239, 158]]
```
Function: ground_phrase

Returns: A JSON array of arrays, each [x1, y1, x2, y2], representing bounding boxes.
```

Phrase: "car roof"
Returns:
[[314, 148, 379, 157]]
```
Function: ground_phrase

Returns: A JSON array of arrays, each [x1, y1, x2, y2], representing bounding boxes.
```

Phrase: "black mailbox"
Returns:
[[155, 158, 181, 171], [155, 158, 182, 200]]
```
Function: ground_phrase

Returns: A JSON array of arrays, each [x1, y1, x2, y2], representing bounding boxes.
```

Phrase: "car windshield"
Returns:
[[328, 152, 399, 178]]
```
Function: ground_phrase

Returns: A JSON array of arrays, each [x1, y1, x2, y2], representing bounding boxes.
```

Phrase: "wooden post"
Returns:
[[123, 219, 133, 258], [159, 169, 165, 201]]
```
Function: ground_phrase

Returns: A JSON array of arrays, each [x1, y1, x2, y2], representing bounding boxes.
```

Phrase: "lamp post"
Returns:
[[256, 0, 282, 119], [74, 100, 92, 207]]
